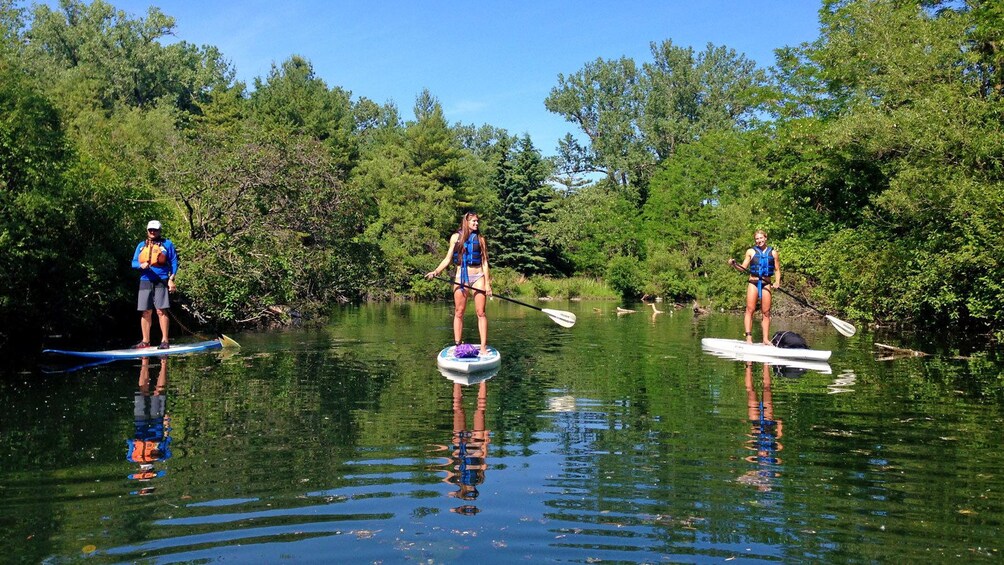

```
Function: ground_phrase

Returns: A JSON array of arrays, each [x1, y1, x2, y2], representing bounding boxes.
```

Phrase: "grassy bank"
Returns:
[[489, 269, 619, 300]]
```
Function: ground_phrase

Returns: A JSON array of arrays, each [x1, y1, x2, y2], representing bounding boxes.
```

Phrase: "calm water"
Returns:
[[2, 301, 1003, 563]]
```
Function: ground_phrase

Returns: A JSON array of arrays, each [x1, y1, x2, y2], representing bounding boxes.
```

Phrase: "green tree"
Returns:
[[489, 135, 557, 275], [545, 56, 643, 192], [768, 0, 1004, 335], [968, 0, 1004, 98], [546, 41, 768, 203], [355, 90, 489, 291], [537, 182, 641, 276], [0, 58, 134, 347], [605, 254, 645, 299], [352, 96, 401, 150], [156, 120, 368, 322], [250, 55, 357, 174], [0, 0, 24, 56], [640, 41, 768, 161], [641, 129, 766, 302], [26, 0, 228, 114]]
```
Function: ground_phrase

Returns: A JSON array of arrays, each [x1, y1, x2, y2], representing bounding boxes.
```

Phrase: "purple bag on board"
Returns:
[[453, 343, 480, 358]]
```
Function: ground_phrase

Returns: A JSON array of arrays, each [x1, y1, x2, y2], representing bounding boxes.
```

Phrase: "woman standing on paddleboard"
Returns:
[[729, 229, 780, 345], [426, 212, 493, 355]]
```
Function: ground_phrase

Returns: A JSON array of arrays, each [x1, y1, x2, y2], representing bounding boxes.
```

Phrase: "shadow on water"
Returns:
[[1, 301, 1003, 562]]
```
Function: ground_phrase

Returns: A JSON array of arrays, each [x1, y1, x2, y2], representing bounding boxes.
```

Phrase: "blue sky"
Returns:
[[38, 1, 823, 155]]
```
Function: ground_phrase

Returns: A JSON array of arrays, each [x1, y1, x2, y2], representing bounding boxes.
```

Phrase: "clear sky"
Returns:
[[37, 1, 823, 155]]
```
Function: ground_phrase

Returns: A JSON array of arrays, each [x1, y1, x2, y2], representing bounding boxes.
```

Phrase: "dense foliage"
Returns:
[[546, 0, 1004, 339], [2, 0, 1004, 351]]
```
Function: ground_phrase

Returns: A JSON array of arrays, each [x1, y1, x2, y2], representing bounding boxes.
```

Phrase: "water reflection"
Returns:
[[828, 370, 858, 394], [436, 376, 492, 516], [126, 356, 172, 496], [739, 361, 783, 494], [8, 305, 1004, 563]]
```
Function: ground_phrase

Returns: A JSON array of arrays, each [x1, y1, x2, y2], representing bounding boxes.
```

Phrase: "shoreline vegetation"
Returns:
[[415, 272, 621, 303], [5, 1, 1004, 356]]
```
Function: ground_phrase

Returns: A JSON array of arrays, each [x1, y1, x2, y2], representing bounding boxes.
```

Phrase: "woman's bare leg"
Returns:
[[760, 288, 773, 345], [473, 278, 488, 354], [453, 285, 468, 344], [744, 283, 758, 343]]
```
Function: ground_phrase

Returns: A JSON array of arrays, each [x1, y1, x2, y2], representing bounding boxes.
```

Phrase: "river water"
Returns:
[[2, 301, 1002, 563]]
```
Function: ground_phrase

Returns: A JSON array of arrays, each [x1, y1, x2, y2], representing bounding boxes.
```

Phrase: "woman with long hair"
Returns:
[[426, 212, 493, 354]]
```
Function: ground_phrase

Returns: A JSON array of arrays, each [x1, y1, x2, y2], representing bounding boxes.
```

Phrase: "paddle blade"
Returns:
[[825, 315, 857, 337], [543, 308, 577, 328], [220, 334, 242, 349]]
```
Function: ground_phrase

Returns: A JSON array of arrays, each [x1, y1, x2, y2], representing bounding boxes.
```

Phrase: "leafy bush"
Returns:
[[409, 275, 446, 300], [563, 279, 582, 299], [530, 277, 554, 298], [649, 271, 695, 301], [606, 255, 645, 299], [487, 267, 521, 296]]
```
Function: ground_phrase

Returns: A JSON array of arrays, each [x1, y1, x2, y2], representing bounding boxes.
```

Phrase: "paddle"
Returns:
[[730, 263, 857, 337], [144, 269, 240, 348], [429, 275, 577, 328]]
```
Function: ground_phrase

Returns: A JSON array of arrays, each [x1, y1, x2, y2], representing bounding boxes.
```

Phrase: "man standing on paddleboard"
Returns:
[[729, 229, 781, 345], [131, 220, 179, 349]]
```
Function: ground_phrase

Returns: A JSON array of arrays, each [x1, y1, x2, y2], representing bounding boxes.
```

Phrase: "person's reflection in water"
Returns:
[[438, 380, 490, 515], [738, 361, 783, 494], [126, 356, 172, 495]]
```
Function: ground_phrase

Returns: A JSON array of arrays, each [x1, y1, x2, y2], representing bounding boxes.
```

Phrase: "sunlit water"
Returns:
[[2, 301, 1003, 563]]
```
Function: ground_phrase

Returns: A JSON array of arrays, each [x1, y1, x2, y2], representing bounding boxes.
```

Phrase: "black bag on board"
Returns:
[[770, 331, 809, 349]]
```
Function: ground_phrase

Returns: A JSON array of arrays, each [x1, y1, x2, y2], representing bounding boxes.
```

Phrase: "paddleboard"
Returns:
[[436, 345, 501, 374], [701, 338, 831, 361], [44, 336, 234, 359]]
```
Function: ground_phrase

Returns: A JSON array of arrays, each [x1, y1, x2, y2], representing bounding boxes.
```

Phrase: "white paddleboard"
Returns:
[[436, 345, 501, 374]]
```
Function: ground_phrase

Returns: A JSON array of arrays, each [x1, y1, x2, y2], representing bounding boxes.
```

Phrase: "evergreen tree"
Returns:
[[491, 135, 556, 275], [355, 90, 489, 291], [249, 55, 357, 174]]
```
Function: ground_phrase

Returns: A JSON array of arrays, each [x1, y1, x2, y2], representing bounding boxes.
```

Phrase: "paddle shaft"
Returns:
[[141, 267, 224, 340], [138, 273, 236, 346], [430, 275, 550, 314], [731, 263, 830, 315]]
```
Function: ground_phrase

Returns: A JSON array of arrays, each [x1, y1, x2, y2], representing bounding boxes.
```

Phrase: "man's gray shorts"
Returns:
[[138, 280, 171, 311]]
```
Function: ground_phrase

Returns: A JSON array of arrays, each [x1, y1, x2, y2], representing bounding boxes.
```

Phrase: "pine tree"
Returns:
[[491, 135, 557, 275]]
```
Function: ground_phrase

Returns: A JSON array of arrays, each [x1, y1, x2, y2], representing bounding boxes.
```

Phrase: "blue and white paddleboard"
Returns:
[[44, 335, 237, 359], [436, 345, 501, 374]]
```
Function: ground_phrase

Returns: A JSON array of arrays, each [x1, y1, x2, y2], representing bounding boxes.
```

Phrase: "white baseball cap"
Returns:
[[147, 220, 162, 230]]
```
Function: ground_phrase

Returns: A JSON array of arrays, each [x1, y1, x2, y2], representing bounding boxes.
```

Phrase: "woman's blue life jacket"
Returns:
[[750, 246, 775, 279], [750, 246, 775, 301], [453, 231, 483, 286]]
